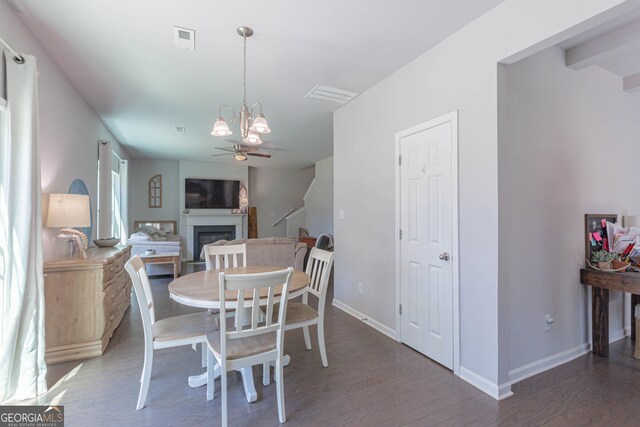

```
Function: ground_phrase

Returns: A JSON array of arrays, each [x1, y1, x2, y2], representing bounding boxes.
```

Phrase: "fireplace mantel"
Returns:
[[185, 214, 245, 260]]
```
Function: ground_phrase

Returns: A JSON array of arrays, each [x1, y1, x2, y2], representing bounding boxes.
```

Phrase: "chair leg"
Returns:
[[201, 343, 207, 368], [221, 369, 228, 427], [137, 343, 153, 410], [263, 362, 270, 386], [276, 360, 286, 423], [303, 326, 312, 350], [207, 349, 215, 401], [318, 321, 328, 368]]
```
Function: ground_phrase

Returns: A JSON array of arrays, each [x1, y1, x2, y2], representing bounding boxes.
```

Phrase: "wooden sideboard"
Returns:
[[44, 245, 132, 364]]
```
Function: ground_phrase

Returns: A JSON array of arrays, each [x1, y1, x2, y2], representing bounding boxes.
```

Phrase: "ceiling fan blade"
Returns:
[[211, 153, 232, 157], [248, 153, 272, 158], [214, 147, 235, 153]]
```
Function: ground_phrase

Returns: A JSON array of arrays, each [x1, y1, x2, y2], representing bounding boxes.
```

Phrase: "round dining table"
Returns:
[[168, 266, 310, 403]]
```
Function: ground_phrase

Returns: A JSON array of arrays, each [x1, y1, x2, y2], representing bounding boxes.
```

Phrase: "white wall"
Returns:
[[500, 46, 640, 380], [178, 160, 249, 242], [333, 0, 637, 397], [0, 1, 129, 260], [128, 159, 179, 230], [305, 156, 334, 237], [248, 166, 315, 237]]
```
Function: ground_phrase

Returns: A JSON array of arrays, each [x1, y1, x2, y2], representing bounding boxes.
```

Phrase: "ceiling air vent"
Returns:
[[173, 26, 195, 50], [305, 84, 358, 105]]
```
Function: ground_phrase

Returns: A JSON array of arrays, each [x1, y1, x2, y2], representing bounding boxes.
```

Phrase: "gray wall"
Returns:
[[333, 0, 633, 394], [1, 1, 129, 260], [500, 46, 640, 380], [128, 159, 180, 230], [249, 166, 315, 237], [305, 157, 334, 237]]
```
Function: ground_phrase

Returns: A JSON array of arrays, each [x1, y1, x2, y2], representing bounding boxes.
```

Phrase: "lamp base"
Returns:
[[58, 230, 88, 259]]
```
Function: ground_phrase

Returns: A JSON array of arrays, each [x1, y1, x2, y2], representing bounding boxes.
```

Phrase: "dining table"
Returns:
[[168, 266, 310, 403]]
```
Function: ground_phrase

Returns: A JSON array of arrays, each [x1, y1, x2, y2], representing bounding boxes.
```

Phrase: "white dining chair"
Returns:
[[206, 267, 293, 426], [125, 256, 218, 410], [203, 243, 247, 270], [277, 248, 334, 367]]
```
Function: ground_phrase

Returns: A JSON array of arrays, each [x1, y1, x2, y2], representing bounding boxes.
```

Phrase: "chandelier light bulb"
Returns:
[[244, 131, 263, 145], [211, 117, 232, 137], [250, 113, 271, 134]]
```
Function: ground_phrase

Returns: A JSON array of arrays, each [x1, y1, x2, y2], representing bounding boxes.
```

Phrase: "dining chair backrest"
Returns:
[[218, 268, 293, 357], [204, 244, 247, 270], [125, 256, 156, 343], [305, 248, 335, 305]]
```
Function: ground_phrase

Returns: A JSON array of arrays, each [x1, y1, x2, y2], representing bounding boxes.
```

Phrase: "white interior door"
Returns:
[[399, 117, 455, 370]]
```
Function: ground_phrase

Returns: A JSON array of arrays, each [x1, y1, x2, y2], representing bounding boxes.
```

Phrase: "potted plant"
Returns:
[[591, 250, 616, 270], [612, 254, 631, 271]]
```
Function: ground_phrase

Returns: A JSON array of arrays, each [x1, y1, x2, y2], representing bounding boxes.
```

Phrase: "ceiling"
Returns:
[[559, 9, 640, 94], [10, 0, 506, 168]]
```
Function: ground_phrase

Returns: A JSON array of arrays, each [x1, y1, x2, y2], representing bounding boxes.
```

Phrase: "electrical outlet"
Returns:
[[357, 282, 363, 295], [270, 212, 276, 218], [544, 314, 554, 332], [338, 209, 346, 220]]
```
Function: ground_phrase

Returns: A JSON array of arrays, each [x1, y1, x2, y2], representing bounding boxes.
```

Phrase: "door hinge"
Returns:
[[398, 155, 402, 166], [399, 229, 402, 240], [399, 304, 402, 315]]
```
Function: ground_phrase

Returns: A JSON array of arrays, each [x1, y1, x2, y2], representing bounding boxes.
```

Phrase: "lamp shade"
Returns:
[[244, 131, 263, 146], [211, 117, 233, 137], [249, 113, 271, 134], [45, 194, 91, 228]]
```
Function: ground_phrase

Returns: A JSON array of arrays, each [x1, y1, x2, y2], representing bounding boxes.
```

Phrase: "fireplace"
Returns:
[[193, 225, 236, 261]]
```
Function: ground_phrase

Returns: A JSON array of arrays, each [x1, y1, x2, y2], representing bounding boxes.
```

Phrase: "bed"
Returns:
[[127, 220, 182, 276]]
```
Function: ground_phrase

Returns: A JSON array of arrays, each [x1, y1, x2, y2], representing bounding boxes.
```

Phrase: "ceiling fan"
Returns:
[[212, 144, 272, 161]]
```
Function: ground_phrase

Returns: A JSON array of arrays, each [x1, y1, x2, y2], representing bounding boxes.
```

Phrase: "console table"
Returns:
[[580, 268, 640, 357]]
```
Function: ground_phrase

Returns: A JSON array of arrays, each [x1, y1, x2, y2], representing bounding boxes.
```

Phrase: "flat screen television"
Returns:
[[185, 178, 240, 209]]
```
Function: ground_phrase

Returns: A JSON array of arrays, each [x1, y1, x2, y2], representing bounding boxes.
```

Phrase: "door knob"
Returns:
[[439, 252, 450, 261]]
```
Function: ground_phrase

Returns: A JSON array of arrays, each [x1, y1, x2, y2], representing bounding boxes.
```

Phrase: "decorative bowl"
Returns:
[[93, 238, 120, 247]]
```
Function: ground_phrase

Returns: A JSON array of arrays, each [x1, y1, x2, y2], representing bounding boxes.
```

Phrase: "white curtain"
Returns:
[[0, 51, 47, 402]]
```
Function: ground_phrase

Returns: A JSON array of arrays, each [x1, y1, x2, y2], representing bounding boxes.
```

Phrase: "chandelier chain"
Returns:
[[243, 34, 247, 105]]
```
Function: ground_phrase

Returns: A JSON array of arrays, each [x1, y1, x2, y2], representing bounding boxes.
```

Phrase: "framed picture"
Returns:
[[585, 213, 617, 265]]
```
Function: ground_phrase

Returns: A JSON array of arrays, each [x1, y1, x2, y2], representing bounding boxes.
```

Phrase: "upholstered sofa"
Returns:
[[205, 237, 308, 271]]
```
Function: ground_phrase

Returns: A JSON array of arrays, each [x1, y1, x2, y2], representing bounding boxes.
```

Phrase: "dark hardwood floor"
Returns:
[[36, 266, 640, 426]]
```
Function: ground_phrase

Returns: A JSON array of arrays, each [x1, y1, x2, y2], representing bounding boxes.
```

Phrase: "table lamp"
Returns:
[[45, 193, 91, 259]]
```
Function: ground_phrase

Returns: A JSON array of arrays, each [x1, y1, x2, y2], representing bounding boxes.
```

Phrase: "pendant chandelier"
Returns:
[[210, 26, 270, 146]]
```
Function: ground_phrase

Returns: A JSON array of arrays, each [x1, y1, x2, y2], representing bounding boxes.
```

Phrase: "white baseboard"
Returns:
[[331, 298, 396, 340], [508, 330, 629, 387], [459, 367, 512, 400], [508, 342, 590, 385], [610, 327, 627, 343]]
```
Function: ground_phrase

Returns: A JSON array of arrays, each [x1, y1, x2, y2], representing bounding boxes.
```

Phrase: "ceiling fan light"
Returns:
[[250, 113, 271, 134], [211, 117, 233, 137], [234, 153, 248, 161], [244, 131, 263, 145]]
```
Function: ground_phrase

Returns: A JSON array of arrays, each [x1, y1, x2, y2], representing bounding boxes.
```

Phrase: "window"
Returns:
[[97, 141, 128, 243], [111, 156, 128, 243]]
